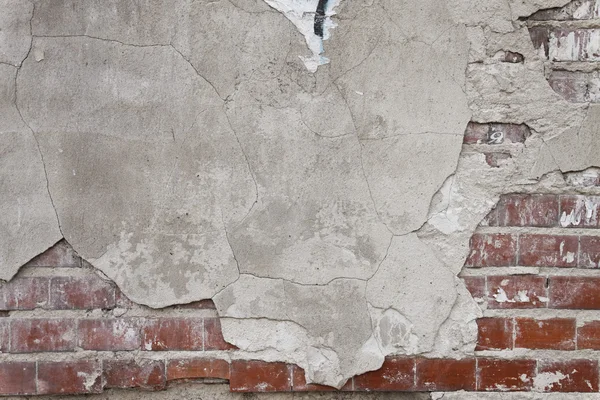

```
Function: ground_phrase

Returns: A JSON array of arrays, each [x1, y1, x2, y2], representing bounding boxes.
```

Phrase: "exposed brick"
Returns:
[[142, 318, 203, 351], [514, 318, 576, 350], [519, 234, 578, 267], [580, 236, 600, 268], [577, 321, 600, 349], [488, 194, 559, 227], [463, 123, 530, 145], [462, 276, 486, 303], [0, 362, 36, 395], [38, 361, 103, 395], [415, 358, 476, 391], [537, 360, 599, 392], [78, 319, 140, 351], [501, 51, 525, 63], [204, 317, 237, 350], [548, 70, 589, 102], [230, 361, 291, 392], [528, 26, 550, 57], [560, 195, 600, 228], [167, 358, 230, 381], [476, 318, 514, 351], [291, 365, 351, 391], [104, 359, 165, 391], [114, 288, 136, 308], [49, 275, 116, 310], [487, 275, 548, 309], [465, 233, 517, 267], [477, 359, 536, 391], [463, 122, 489, 144], [24, 239, 81, 268], [11, 319, 76, 352], [0, 277, 49, 310], [549, 276, 600, 309], [354, 357, 414, 391], [548, 28, 600, 62]]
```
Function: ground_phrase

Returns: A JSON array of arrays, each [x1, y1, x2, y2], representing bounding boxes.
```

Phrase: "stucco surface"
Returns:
[[2, 0, 599, 390]]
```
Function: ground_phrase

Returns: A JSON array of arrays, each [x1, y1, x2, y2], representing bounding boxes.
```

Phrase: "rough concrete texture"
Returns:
[[2, 0, 600, 390]]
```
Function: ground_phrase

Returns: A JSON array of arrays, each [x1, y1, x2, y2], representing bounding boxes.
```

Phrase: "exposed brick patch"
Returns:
[[578, 321, 600, 349], [477, 359, 536, 391], [0, 277, 49, 310], [49, 275, 116, 310], [11, 319, 76, 353], [462, 276, 486, 302], [465, 233, 517, 267], [167, 358, 230, 381], [38, 361, 103, 395], [476, 318, 514, 351], [230, 361, 291, 392], [415, 358, 476, 391], [0, 362, 36, 395], [78, 319, 140, 351], [549, 276, 600, 309], [519, 234, 578, 267], [463, 122, 530, 144], [24, 239, 81, 268], [487, 275, 548, 309], [485, 194, 559, 227], [514, 318, 576, 350], [353, 357, 414, 391], [104, 359, 166, 391], [537, 360, 599, 392], [204, 317, 237, 350], [580, 236, 600, 268], [142, 318, 204, 351]]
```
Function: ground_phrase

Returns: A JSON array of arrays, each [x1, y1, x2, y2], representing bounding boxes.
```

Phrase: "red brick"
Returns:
[[514, 318, 576, 350], [204, 318, 237, 350], [24, 239, 81, 267], [519, 234, 578, 267], [578, 321, 600, 349], [537, 360, 598, 392], [142, 318, 203, 351], [230, 361, 291, 392], [528, 26, 550, 57], [549, 276, 600, 309], [49, 275, 116, 310], [548, 70, 589, 102], [462, 276, 486, 302], [579, 236, 600, 268], [490, 194, 559, 227], [78, 319, 140, 350], [463, 122, 490, 144], [354, 357, 414, 391], [38, 361, 103, 395], [463, 123, 530, 145], [291, 365, 352, 391], [11, 319, 76, 352], [477, 359, 536, 391], [465, 233, 517, 267], [476, 318, 514, 351], [487, 275, 548, 309], [560, 195, 600, 228], [415, 358, 476, 391], [167, 358, 230, 381], [0, 362, 36, 395], [104, 359, 165, 391], [0, 277, 49, 310]]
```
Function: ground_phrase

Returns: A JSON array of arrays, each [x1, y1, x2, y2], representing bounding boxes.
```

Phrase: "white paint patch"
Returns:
[[533, 371, 567, 391], [262, 0, 342, 72]]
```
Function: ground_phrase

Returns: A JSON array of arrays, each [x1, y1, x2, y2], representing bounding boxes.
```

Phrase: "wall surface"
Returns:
[[2, 0, 600, 397]]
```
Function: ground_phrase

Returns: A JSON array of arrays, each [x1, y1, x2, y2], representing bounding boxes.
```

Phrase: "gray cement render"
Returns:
[[1, 0, 599, 391]]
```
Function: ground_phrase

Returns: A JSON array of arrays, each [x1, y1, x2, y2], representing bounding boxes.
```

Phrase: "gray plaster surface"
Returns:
[[2, 0, 600, 390]]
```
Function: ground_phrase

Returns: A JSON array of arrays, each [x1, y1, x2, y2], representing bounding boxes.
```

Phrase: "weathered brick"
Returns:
[[549, 276, 600, 309], [488, 194, 559, 227], [463, 123, 530, 145], [548, 28, 600, 62], [465, 233, 517, 267], [579, 236, 600, 268], [463, 122, 489, 144], [560, 195, 600, 228], [519, 234, 578, 267], [487, 275, 548, 309], [462, 276, 486, 303], [24, 239, 81, 268], [104, 359, 165, 391], [476, 318, 514, 351], [477, 359, 536, 391], [514, 318, 576, 350], [142, 318, 203, 351], [204, 317, 237, 350], [528, 26, 550, 56], [537, 360, 599, 392], [78, 319, 140, 351], [0, 362, 36, 395], [230, 361, 291, 392], [167, 358, 230, 381], [0, 320, 8, 352], [577, 321, 600, 349], [114, 288, 136, 308], [38, 361, 103, 395], [353, 357, 414, 391], [548, 70, 589, 102], [0, 277, 49, 310], [11, 319, 76, 352], [415, 358, 476, 391], [49, 275, 116, 310], [291, 365, 350, 391]]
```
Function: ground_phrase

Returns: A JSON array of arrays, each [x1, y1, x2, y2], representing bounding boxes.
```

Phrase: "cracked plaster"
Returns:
[[1, 0, 599, 390]]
